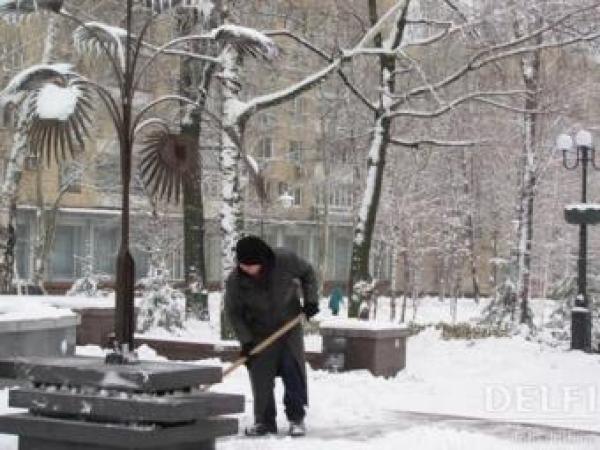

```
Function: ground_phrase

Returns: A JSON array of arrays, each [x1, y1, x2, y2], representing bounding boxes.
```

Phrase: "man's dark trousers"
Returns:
[[248, 343, 307, 427]]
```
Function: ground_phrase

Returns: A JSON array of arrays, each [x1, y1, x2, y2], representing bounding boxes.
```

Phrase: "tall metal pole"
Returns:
[[113, 0, 136, 359], [572, 143, 592, 351], [579, 145, 588, 303]]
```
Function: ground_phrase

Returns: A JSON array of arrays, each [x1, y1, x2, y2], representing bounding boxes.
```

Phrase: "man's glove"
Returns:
[[302, 302, 319, 320]]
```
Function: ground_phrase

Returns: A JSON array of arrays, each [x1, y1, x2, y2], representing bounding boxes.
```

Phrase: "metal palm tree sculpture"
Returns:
[[0, 0, 277, 362]]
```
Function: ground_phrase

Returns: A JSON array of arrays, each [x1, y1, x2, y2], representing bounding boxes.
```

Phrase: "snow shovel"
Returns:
[[201, 312, 305, 391]]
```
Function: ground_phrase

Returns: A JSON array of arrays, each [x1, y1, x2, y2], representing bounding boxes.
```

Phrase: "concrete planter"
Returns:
[[320, 319, 411, 377], [74, 307, 116, 347], [0, 315, 79, 359]]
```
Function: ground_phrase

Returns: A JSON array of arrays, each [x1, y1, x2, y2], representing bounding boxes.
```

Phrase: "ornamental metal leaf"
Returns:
[[73, 22, 129, 70], [138, 131, 198, 203], [25, 79, 94, 165], [212, 25, 278, 60], [1, 63, 73, 101]]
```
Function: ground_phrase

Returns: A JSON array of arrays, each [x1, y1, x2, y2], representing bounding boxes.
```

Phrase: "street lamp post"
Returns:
[[557, 130, 600, 351]]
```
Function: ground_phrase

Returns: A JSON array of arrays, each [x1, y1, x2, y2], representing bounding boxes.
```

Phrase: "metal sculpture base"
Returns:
[[0, 356, 244, 450]]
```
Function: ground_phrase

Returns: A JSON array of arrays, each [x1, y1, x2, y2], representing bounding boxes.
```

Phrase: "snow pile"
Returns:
[[35, 83, 78, 121], [565, 203, 600, 212], [0, 298, 74, 322], [320, 317, 408, 331]]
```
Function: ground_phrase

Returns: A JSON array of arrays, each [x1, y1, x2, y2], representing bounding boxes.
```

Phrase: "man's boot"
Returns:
[[288, 420, 306, 437], [245, 423, 277, 437]]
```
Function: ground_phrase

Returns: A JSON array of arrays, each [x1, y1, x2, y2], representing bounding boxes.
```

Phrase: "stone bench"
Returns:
[[0, 356, 244, 450]]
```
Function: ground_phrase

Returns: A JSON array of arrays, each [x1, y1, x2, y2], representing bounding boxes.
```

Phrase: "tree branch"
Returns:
[[389, 137, 483, 148], [395, 3, 600, 108], [240, 60, 340, 120], [389, 90, 528, 118], [264, 29, 376, 111]]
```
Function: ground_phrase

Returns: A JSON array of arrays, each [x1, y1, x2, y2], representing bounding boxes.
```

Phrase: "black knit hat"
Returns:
[[235, 235, 275, 266]]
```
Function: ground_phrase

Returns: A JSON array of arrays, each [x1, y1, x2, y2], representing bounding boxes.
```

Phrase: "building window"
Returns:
[[334, 237, 351, 281], [15, 222, 30, 280], [290, 97, 306, 121], [258, 113, 275, 128], [257, 137, 273, 159], [319, 184, 353, 209], [1, 41, 24, 73], [93, 226, 118, 277], [284, 235, 307, 259], [206, 236, 221, 283], [288, 141, 303, 163], [278, 181, 289, 196], [292, 187, 302, 206], [131, 248, 149, 281], [50, 225, 82, 280]]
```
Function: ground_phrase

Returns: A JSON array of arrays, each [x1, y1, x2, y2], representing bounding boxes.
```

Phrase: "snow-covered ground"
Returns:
[[3, 325, 599, 448], [0, 295, 592, 449]]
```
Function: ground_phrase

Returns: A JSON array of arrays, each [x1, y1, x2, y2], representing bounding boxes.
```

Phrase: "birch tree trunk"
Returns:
[[461, 149, 481, 302], [220, 46, 244, 282], [515, 21, 541, 327]]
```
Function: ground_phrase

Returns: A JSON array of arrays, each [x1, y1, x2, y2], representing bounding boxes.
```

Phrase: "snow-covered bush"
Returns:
[[479, 277, 517, 330], [66, 254, 110, 297], [137, 266, 185, 333], [437, 322, 508, 340], [547, 275, 576, 301], [352, 279, 376, 319]]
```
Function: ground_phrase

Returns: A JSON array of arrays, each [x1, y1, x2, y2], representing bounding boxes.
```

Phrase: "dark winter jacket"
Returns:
[[224, 247, 319, 380]]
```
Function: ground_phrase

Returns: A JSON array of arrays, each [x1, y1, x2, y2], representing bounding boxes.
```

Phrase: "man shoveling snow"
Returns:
[[224, 235, 319, 437]]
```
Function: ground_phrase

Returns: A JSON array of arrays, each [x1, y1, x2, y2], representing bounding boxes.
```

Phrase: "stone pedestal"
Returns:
[[320, 320, 411, 377], [0, 356, 243, 449]]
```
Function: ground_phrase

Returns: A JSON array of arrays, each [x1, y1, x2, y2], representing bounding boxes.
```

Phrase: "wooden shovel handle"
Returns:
[[222, 313, 305, 379]]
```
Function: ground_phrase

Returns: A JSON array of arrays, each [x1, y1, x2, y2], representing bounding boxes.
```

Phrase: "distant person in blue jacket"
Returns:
[[328, 286, 344, 316]]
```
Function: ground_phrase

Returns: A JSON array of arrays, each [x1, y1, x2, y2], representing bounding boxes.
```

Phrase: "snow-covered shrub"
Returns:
[[137, 266, 185, 333], [437, 322, 508, 340], [352, 279, 376, 319], [547, 275, 576, 301], [479, 278, 517, 330], [67, 276, 98, 297], [66, 254, 110, 297]]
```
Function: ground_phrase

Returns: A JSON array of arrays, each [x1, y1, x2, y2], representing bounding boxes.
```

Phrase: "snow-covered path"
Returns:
[[212, 327, 600, 449]]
